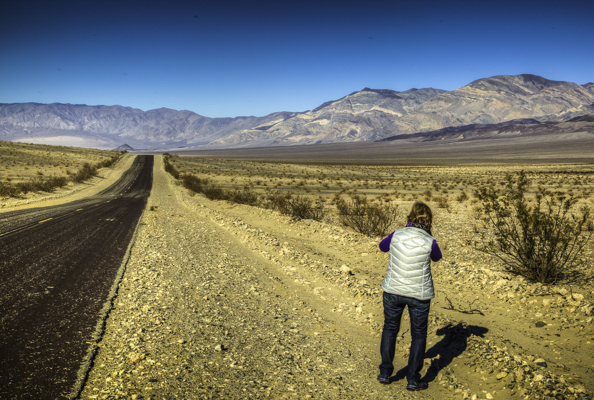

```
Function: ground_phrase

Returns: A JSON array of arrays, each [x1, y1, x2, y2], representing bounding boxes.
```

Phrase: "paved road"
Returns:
[[0, 155, 153, 399]]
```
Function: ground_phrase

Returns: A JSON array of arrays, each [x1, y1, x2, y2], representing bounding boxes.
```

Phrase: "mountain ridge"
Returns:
[[206, 74, 594, 148], [1, 74, 593, 150]]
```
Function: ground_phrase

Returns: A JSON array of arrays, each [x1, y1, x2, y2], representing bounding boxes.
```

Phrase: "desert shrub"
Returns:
[[163, 157, 180, 179], [434, 196, 450, 209], [181, 174, 208, 193], [286, 195, 325, 221], [456, 191, 468, 202], [229, 189, 259, 206], [97, 154, 121, 168], [69, 155, 119, 184], [264, 191, 324, 221], [15, 181, 34, 194], [0, 182, 20, 197], [585, 218, 594, 232], [265, 191, 293, 214], [15, 175, 69, 193], [46, 176, 68, 189], [336, 194, 398, 237], [5, 153, 117, 196], [72, 163, 98, 182], [201, 183, 228, 201], [476, 170, 592, 284], [37, 176, 68, 192]]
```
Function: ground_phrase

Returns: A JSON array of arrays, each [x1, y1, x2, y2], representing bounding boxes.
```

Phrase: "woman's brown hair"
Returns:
[[407, 202, 433, 229]]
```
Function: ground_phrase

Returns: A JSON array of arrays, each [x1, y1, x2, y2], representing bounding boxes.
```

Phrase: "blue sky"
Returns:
[[1, 0, 593, 118]]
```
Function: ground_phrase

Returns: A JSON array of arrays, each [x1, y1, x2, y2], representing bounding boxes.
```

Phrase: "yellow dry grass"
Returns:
[[0, 141, 120, 184], [167, 155, 594, 211]]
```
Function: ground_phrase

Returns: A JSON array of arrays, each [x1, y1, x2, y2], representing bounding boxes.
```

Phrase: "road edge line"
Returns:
[[67, 206, 147, 399]]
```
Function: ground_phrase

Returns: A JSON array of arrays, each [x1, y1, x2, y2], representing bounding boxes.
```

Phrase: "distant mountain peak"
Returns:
[[360, 88, 402, 99], [517, 73, 564, 85], [466, 74, 568, 92], [582, 83, 594, 95], [113, 144, 134, 151]]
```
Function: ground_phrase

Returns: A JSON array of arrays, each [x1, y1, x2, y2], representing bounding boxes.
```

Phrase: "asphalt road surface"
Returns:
[[0, 155, 153, 399]]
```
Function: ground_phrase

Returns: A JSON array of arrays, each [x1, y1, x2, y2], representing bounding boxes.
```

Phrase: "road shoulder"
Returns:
[[80, 156, 434, 400]]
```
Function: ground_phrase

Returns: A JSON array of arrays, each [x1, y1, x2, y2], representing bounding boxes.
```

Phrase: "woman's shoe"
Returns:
[[406, 381, 428, 391]]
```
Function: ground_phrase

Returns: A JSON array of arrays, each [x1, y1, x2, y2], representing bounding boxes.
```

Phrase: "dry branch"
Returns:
[[441, 294, 485, 316]]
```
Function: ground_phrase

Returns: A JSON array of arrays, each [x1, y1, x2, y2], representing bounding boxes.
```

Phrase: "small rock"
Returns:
[[215, 344, 224, 351], [543, 299, 551, 306], [535, 321, 546, 327], [128, 352, 145, 363], [486, 393, 493, 399], [340, 265, 353, 275], [535, 358, 547, 367], [496, 371, 508, 379]]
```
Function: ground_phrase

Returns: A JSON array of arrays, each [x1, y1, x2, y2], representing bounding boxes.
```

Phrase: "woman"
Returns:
[[377, 201, 442, 391]]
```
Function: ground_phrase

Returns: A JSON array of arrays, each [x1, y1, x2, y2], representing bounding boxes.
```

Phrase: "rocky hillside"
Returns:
[[210, 75, 594, 148], [380, 112, 594, 142], [0, 103, 297, 149], [1, 75, 593, 149]]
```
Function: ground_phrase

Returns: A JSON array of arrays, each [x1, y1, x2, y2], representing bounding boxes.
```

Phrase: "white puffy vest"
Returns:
[[381, 227, 435, 300]]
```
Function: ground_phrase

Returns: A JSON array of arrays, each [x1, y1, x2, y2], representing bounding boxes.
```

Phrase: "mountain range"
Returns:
[[1, 74, 593, 150]]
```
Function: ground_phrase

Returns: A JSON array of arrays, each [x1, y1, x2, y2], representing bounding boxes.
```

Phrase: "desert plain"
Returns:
[[1, 137, 593, 400]]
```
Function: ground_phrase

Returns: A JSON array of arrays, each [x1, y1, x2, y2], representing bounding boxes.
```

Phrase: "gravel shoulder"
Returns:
[[80, 156, 594, 400]]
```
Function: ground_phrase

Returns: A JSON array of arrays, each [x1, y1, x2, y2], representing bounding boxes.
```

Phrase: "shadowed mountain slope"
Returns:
[[379, 112, 594, 142]]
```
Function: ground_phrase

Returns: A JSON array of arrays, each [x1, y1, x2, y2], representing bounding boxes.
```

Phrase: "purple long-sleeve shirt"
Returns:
[[379, 229, 442, 262]]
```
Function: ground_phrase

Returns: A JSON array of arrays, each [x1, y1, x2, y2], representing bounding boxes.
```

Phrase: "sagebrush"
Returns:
[[336, 194, 398, 237], [476, 170, 592, 283]]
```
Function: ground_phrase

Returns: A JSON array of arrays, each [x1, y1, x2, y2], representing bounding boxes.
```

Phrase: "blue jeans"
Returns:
[[379, 292, 430, 383]]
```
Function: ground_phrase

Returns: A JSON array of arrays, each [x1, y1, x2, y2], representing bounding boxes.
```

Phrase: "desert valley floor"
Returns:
[[1, 146, 593, 400]]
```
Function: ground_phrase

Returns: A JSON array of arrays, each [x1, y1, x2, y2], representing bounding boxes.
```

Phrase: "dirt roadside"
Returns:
[[80, 157, 435, 399], [0, 153, 134, 211], [80, 156, 593, 400]]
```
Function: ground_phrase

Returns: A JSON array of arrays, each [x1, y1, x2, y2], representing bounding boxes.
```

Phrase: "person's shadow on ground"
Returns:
[[390, 323, 489, 383]]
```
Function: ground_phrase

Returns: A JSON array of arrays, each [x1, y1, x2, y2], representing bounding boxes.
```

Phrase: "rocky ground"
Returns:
[[78, 156, 593, 400]]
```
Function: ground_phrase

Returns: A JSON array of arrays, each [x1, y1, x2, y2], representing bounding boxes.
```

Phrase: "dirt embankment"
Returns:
[[81, 156, 594, 400], [0, 153, 134, 211]]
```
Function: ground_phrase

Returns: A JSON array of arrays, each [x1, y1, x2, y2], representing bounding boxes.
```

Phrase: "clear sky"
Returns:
[[1, 0, 593, 118]]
